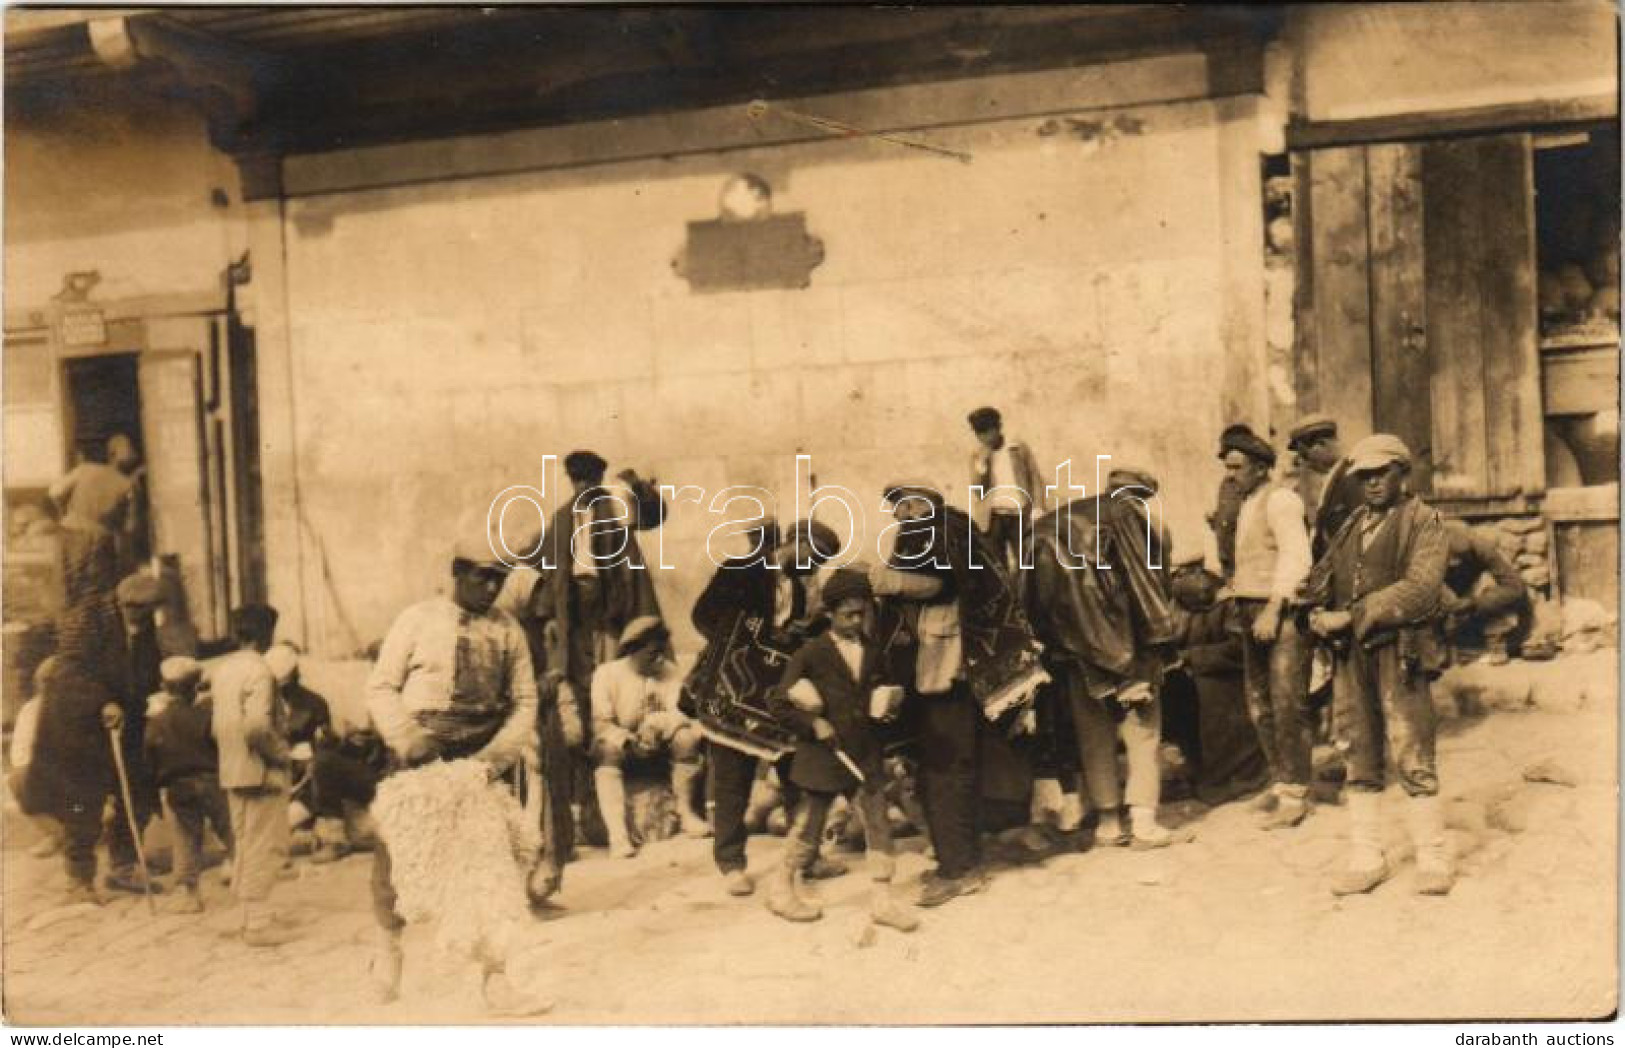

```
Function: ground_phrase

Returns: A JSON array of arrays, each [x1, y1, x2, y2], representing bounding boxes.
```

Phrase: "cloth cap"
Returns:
[[1287, 413, 1338, 451], [821, 567, 873, 610], [1106, 467, 1159, 494], [967, 406, 1002, 432], [230, 604, 279, 642], [159, 655, 204, 686], [450, 511, 508, 568], [564, 450, 609, 483], [780, 518, 841, 561], [264, 643, 300, 685], [1218, 426, 1276, 467], [881, 478, 946, 507], [740, 515, 780, 553], [618, 615, 669, 657], [1346, 433, 1412, 473], [116, 572, 165, 608]]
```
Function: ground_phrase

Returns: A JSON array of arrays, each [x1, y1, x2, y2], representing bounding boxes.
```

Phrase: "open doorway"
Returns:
[[61, 352, 142, 466]]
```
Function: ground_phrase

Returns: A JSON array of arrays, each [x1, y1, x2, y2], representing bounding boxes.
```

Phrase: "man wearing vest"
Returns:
[[1305, 434, 1452, 896], [1220, 427, 1315, 830]]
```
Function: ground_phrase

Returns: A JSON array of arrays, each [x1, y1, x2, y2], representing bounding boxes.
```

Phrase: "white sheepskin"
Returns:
[[370, 759, 541, 968]]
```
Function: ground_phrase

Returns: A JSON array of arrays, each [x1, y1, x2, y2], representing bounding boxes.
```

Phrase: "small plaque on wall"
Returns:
[[59, 309, 107, 347], [675, 213, 825, 293]]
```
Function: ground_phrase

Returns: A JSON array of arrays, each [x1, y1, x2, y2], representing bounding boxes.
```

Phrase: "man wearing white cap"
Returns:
[[1305, 434, 1452, 896], [364, 526, 543, 1010], [590, 615, 707, 858]]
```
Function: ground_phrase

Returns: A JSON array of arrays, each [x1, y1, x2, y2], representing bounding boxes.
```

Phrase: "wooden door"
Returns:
[[1295, 133, 1544, 505], [139, 349, 223, 635]]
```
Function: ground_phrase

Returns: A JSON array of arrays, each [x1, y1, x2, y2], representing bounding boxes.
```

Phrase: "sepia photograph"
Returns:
[[0, 1, 1619, 1029]]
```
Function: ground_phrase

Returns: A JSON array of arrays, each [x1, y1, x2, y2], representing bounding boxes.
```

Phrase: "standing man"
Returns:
[[871, 479, 1047, 907], [1210, 425, 1263, 580], [527, 451, 664, 844], [1026, 469, 1181, 849], [50, 435, 136, 604], [967, 407, 1044, 571], [1222, 427, 1316, 830], [364, 531, 545, 1012], [1287, 414, 1363, 561], [1305, 435, 1451, 896], [211, 604, 294, 946], [690, 517, 845, 895]]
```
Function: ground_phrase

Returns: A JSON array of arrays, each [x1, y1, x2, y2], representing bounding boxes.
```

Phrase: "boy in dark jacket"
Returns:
[[145, 656, 233, 912], [767, 568, 918, 932]]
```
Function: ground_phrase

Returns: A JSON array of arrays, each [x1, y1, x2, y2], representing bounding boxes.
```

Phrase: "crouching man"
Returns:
[[1304, 435, 1452, 897], [364, 531, 548, 1014], [591, 616, 708, 857]]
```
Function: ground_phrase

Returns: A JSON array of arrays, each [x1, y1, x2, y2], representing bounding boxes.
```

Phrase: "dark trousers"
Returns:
[[166, 774, 233, 887], [1236, 601, 1313, 787], [62, 794, 107, 888], [709, 744, 797, 874], [311, 748, 382, 817], [985, 511, 1029, 570], [916, 686, 982, 879]]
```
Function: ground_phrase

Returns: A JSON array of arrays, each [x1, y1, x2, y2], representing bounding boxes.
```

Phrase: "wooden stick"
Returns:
[[108, 728, 157, 917]]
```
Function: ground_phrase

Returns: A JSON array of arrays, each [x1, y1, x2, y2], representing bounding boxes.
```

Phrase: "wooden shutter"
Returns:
[[1295, 132, 1543, 503]]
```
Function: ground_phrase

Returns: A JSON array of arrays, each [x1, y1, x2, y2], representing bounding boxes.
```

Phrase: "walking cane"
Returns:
[[108, 727, 158, 916]]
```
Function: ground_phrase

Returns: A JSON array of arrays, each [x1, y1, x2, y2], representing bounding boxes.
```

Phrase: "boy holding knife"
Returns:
[[767, 567, 918, 932]]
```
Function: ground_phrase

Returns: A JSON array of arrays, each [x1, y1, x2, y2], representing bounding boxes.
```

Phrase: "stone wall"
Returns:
[[267, 58, 1270, 654]]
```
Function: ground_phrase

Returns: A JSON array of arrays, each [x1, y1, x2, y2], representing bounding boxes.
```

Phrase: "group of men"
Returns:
[[10, 405, 1533, 1009]]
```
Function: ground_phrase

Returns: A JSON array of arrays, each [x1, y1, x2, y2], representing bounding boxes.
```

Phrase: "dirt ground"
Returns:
[[3, 650, 1616, 1025]]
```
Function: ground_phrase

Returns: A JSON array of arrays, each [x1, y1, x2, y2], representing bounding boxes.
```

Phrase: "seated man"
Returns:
[[590, 616, 707, 857], [264, 643, 337, 850], [1439, 519, 1531, 665]]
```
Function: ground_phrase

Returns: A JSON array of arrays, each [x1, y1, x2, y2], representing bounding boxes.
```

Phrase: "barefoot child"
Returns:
[[766, 568, 918, 932]]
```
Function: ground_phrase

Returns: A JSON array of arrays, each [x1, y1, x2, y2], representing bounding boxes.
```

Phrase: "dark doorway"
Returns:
[[61, 352, 142, 465]]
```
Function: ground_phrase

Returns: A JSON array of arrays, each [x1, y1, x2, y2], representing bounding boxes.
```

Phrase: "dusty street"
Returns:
[[3, 651, 1616, 1025]]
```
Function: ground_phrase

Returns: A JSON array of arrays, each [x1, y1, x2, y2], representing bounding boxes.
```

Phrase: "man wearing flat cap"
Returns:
[[1303, 434, 1452, 897], [364, 526, 542, 1005], [590, 615, 707, 858], [967, 406, 1045, 571], [1288, 414, 1363, 561], [1220, 424, 1316, 830]]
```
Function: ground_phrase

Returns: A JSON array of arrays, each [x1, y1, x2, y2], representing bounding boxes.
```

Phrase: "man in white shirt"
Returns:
[[364, 532, 543, 1012], [590, 616, 707, 857], [1221, 427, 1315, 830], [967, 407, 1044, 571]]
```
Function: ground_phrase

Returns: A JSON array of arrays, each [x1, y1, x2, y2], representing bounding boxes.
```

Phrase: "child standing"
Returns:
[[211, 604, 294, 945], [145, 656, 233, 913], [767, 568, 918, 932]]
